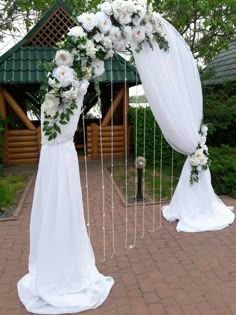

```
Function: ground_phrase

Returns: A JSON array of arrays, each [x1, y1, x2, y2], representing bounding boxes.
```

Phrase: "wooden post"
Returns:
[[102, 88, 124, 127], [91, 123, 98, 159], [2, 131, 8, 164], [0, 86, 7, 119], [3, 88, 36, 130], [37, 127, 41, 154]]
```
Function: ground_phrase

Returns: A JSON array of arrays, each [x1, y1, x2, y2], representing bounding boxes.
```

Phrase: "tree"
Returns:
[[0, 0, 103, 53], [149, 0, 236, 64], [0, 0, 235, 63]]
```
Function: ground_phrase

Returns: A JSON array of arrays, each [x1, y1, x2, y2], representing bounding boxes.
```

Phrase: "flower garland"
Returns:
[[189, 125, 210, 185], [42, 0, 169, 140]]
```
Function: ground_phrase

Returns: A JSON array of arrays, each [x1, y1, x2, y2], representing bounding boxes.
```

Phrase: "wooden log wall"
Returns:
[[4, 128, 41, 165], [87, 124, 131, 159]]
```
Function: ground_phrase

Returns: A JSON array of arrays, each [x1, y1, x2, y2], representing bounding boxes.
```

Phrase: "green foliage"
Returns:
[[149, 0, 236, 64], [203, 87, 236, 146], [129, 95, 148, 103], [0, 175, 27, 209], [0, 114, 10, 170], [129, 106, 184, 169], [209, 146, 236, 198]]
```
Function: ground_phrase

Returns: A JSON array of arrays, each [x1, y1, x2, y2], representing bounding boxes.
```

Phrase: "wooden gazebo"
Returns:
[[0, 0, 140, 165]]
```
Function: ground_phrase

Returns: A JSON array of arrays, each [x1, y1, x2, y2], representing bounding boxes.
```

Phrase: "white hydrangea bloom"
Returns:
[[145, 22, 153, 35], [42, 93, 60, 117], [86, 40, 97, 58], [67, 26, 86, 38], [105, 50, 114, 58], [82, 67, 92, 80], [77, 13, 98, 32], [62, 86, 79, 102], [92, 59, 105, 77], [96, 11, 112, 33], [55, 50, 74, 67], [53, 66, 75, 87], [48, 78, 61, 89], [201, 124, 208, 136]]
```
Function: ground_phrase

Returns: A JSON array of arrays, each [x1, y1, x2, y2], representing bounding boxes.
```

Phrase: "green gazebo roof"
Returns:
[[204, 40, 236, 86], [0, 0, 140, 85]]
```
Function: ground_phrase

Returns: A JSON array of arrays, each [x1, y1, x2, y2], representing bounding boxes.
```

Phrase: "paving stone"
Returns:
[[0, 162, 236, 315]]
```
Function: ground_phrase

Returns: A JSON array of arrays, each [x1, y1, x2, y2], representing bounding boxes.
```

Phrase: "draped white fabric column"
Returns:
[[131, 14, 234, 232]]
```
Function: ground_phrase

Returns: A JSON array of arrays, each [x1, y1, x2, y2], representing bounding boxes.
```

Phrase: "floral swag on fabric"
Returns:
[[189, 124, 210, 185], [42, 0, 168, 140]]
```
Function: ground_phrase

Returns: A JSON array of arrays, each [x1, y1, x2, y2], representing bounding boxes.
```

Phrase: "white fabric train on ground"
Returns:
[[131, 14, 235, 232], [17, 94, 114, 314]]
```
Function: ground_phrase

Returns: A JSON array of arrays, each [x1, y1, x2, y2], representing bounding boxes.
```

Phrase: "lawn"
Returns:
[[112, 162, 180, 203]]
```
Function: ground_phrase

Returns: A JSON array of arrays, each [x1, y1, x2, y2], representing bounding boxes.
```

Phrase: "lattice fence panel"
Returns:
[[25, 7, 76, 47]]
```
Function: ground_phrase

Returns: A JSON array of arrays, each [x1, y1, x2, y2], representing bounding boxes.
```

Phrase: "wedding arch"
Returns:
[[42, 0, 234, 236]]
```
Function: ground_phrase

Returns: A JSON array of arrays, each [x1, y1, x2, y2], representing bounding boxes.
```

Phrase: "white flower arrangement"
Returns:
[[189, 124, 210, 185], [42, 0, 169, 141]]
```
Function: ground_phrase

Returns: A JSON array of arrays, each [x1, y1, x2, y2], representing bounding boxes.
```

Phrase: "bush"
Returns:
[[203, 88, 236, 146], [209, 146, 236, 198], [129, 107, 236, 198]]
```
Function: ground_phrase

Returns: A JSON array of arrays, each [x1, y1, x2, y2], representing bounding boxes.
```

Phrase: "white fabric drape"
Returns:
[[17, 94, 114, 314], [131, 14, 234, 232]]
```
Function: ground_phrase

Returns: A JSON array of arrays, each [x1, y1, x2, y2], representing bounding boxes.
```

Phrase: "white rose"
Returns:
[[189, 149, 208, 167], [55, 50, 74, 67], [77, 13, 98, 32], [132, 15, 143, 26], [53, 66, 75, 87], [109, 26, 122, 43], [103, 36, 113, 49], [42, 93, 60, 117], [133, 26, 146, 43], [123, 26, 133, 41], [119, 12, 132, 25], [92, 59, 105, 77], [96, 11, 112, 33], [100, 2, 113, 16], [114, 39, 127, 51], [67, 26, 86, 38]]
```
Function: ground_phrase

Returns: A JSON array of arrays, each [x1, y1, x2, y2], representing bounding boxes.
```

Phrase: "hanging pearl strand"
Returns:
[[110, 57, 115, 258], [151, 118, 156, 232], [124, 59, 129, 249], [141, 105, 146, 239], [82, 112, 91, 238], [98, 84, 106, 261], [157, 133, 163, 230]]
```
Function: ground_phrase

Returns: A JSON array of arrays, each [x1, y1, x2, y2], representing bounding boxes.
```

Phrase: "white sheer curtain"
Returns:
[[131, 15, 234, 232]]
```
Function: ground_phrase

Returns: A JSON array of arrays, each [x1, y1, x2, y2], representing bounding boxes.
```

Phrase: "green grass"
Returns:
[[0, 175, 27, 209], [112, 164, 180, 202]]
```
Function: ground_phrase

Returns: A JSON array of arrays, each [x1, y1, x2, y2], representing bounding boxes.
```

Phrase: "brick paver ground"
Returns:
[[1, 160, 236, 315]]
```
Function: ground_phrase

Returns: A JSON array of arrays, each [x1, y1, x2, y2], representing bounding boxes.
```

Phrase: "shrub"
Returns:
[[209, 146, 236, 198]]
